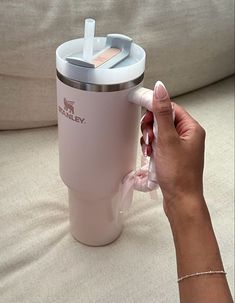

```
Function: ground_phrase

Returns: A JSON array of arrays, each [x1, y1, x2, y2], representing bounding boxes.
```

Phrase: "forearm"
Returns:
[[167, 196, 233, 303]]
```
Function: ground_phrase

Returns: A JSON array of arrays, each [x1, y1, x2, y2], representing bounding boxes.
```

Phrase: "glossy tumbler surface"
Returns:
[[56, 36, 146, 246]]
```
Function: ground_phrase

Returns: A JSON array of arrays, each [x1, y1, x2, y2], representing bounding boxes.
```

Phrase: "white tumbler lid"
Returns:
[[56, 36, 146, 85]]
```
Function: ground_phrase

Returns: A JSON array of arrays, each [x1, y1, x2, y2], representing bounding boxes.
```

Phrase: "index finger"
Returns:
[[173, 103, 201, 138], [140, 110, 153, 133], [173, 103, 197, 125]]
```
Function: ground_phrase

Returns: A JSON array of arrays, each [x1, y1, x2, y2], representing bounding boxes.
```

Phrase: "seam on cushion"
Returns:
[[171, 74, 235, 99], [0, 73, 54, 81], [0, 122, 58, 132]]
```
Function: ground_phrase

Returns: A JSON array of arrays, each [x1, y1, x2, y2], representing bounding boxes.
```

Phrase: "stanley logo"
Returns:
[[58, 98, 86, 124]]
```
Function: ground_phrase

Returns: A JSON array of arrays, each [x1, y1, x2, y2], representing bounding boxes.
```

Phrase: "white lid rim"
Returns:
[[56, 37, 146, 85]]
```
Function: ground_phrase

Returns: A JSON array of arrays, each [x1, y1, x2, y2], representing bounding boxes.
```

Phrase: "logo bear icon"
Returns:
[[64, 98, 75, 114]]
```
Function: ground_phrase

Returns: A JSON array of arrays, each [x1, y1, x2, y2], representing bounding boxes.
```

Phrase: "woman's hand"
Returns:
[[141, 82, 233, 303], [140, 81, 206, 219]]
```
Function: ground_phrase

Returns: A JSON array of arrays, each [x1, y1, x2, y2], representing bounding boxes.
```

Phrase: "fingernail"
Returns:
[[143, 130, 149, 145], [144, 145, 148, 157], [154, 81, 168, 101], [171, 103, 175, 120], [143, 144, 148, 157], [140, 115, 145, 123]]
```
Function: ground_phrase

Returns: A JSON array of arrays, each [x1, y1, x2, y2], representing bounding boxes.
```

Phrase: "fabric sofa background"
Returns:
[[0, 0, 234, 129], [0, 2, 234, 302]]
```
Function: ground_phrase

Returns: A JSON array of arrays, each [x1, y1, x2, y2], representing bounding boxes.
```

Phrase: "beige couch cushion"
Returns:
[[0, 1, 234, 129], [0, 77, 234, 302]]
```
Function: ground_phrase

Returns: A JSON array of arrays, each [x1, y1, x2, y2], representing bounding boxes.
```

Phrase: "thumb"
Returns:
[[152, 81, 176, 138]]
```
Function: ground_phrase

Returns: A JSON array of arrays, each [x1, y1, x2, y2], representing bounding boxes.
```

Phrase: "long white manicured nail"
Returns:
[[142, 143, 148, 157], [154, 81, 168, 101], [143, 130, 149, 145]]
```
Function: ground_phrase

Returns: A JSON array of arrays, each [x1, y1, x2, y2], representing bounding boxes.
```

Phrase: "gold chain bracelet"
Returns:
[[177, 270, 226, 283]]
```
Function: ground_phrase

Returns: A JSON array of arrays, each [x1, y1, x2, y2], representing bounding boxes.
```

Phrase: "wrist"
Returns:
[[164, 194, 211, 232]]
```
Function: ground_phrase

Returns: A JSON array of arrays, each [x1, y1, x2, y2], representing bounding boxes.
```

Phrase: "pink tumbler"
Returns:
[[56, 19, 157, 246]]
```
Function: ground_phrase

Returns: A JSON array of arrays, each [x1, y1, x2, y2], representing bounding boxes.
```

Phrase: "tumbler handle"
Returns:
[[129, 85, 175, 191], [128, 87, 158, 191]]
